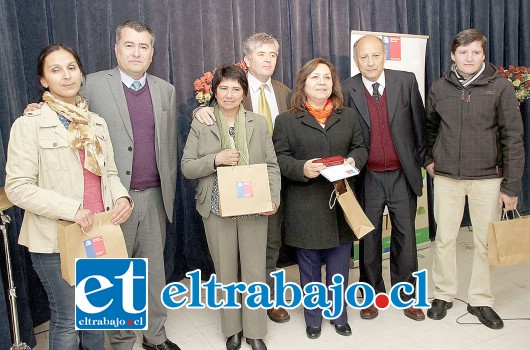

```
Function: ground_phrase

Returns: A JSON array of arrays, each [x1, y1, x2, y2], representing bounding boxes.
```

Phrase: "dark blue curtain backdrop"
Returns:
[[1, 1, 529, 348]]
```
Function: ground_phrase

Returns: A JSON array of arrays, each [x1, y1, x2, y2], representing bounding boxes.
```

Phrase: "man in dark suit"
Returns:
[[194, 33, 292, 324], [341, 35, 426, 321], [83, 20, 180, 350]]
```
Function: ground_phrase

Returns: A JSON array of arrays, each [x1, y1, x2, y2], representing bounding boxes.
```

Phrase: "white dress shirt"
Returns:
[[247, 72, 280, 126], [119, 69, 147, 89], [361, 71, 386, 97]]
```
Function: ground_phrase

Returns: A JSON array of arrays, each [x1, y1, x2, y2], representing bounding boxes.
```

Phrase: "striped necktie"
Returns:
[[131, 80, 141, 91]]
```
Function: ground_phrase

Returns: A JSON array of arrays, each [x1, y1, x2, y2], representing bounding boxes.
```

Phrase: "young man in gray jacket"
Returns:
[[425, 29, 524, 330]]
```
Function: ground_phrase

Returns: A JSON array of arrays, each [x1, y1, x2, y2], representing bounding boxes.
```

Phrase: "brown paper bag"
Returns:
[[0, 187, 13, 211], [333, 179, 374, 239], [217, 163, 273, 217], [488, 211, 530, 266], [57, 211, 128, 285]]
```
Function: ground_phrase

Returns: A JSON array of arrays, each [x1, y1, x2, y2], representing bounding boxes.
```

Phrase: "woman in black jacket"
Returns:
[[273, 58, 367, 340]]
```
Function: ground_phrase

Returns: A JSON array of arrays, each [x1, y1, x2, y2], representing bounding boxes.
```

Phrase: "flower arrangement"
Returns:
[[193, 61, 248, 106], [497, 65, 530, 103], [193, 72, 213, 106]]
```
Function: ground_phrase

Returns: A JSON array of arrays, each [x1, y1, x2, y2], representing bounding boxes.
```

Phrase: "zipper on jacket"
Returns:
[[457, 88, 466, 178]]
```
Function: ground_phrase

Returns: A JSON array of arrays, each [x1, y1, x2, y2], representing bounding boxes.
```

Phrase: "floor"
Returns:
[[32, 227, 530, 350]]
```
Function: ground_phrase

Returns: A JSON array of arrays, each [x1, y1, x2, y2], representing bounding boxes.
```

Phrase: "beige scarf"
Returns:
[[42, 92, 104, 176]]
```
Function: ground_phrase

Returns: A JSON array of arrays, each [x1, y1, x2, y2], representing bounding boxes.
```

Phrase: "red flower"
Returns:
[[235, 61, 248, 72], [193, 61, 248, 106], [204, 72, 213, 84], [193, 79, 203, 91], [497, 64, 530, 103]]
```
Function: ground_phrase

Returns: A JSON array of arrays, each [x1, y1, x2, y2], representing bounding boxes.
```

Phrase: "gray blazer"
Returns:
[[181, 110, 281, 219], [82, 67, 178, 221]]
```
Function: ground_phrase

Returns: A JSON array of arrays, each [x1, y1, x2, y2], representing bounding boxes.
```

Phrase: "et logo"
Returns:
[[75, 258, 148, 330]]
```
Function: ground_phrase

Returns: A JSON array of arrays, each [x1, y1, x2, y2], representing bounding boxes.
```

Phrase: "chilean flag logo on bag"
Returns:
[[84, 236, 107, 258], [236, 181, 254, 198]]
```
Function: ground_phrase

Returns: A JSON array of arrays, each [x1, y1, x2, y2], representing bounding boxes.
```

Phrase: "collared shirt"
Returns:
[[247, 72, 280, 125], [119, 69, 147, 89], [362, 71, 386, 97]]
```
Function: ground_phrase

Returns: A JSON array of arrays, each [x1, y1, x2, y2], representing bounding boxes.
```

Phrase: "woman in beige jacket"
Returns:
[[5, 44, 132, 350]]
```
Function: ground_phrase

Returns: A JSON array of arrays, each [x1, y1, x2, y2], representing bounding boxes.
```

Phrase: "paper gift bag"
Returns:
[[217, 163, 273, 217], [0, 187, 13, 211], [488, 211, 530, 266], [57, 210, 128, 285], [333, 179, 374, 239]]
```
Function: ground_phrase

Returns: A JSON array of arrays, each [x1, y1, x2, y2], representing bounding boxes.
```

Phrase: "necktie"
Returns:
[[131, 80, 141, 91], [258, 84, 273, 134], [372, 82, 381, 102]]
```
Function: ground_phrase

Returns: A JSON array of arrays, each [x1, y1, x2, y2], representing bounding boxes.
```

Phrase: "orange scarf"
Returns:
[[305, 99, 333, 125]]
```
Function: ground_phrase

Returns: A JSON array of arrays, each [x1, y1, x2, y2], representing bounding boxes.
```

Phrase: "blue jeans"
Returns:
[[31, 253, 104, 350]]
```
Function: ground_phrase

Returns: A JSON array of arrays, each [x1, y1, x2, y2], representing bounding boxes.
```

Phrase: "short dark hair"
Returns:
[[37, 44, 85, 91], [116, 20, 155, 46], [211, 64, 249, 103], [451, 29, 487, 53], [290, 58, 343, 112]]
